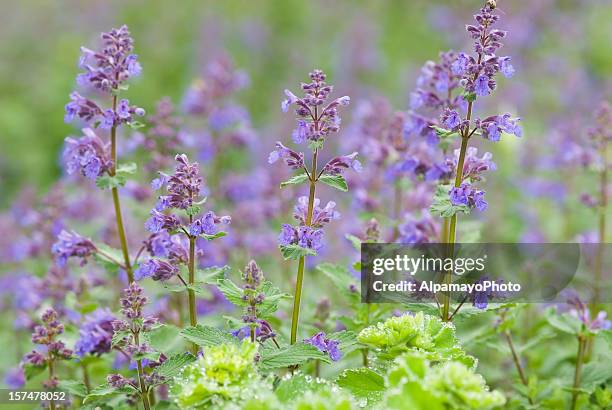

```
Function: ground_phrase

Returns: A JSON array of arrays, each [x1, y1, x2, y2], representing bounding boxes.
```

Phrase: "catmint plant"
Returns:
[[22, 308, 73, 410], [143, 153, 230, 352], [271, 69, 360, 344], [63, 25, 145, 282], [426, 1, 521, 321], [109, 282, 160, 410]]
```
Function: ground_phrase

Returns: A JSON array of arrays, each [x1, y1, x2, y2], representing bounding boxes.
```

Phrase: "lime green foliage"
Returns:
[[384, 352, 505, 410], [290, 386, 357, 410], [170, 340, 260, 409], [357, 312, 475, 367]]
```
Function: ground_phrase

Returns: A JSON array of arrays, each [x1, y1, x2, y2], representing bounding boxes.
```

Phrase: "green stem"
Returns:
[[134, 333, 151, 410], [81, 362, 91, 393], [571, 335, 586, 410], [109, 94, 133, 282], [48, 357, 56, 410], [290, 149, 318, 345], [504, 330, 533, 404], [391, 181, 402, 241], [187, 219, 198, 354]]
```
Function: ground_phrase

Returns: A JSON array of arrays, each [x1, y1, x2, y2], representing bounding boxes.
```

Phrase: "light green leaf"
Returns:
[[317, 263, 359, 302], [83, 384, 137, 403], [280, 173, 309, 188], [318, 173, 348, 191], [23, 363, 46, 380], [200, 231, 227, 241], [429, 184, 470, 218], [336, 368, 385, 403], [155, 352, 196, 380], [58, 380, 88, 397], [148, 324, 185, 355], [215, 278, 244, 306], [546, 310, 583, 335], [258, 342, 329, 371], [116, 162, 137, 175], [279, 244, 316, 260], [345, 234, 361, 251], [180, 324, 236, 348]]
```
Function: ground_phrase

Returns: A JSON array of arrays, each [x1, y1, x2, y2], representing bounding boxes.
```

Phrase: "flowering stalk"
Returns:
[[431, 2, 521, 321], [63, 25, 145, 282], [272, 69, 358, 344], [571, 334, 586, 410]]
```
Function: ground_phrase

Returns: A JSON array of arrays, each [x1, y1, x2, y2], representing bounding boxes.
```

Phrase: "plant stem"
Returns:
[[81, 362, 91, 393], [109, 94, 133, 282], [48, 357, 56, 410], [134, 333, 151, 410], [290, 149, 318, 345], [503, 330, 534, 404], [361, 348, 369, 367], [391, 181, 402, 241], [187, 216, 198, 354], [571, 335, 586, 410]]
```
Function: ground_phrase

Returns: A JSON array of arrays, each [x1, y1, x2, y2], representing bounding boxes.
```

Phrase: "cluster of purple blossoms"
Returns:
[[321, 152, 362, 174], [268, 142, 305, 169], [279, 197, 341, 252], [65, 25, 145, 128], [281, 69, 350, 144], [455, 6, 515, 97], [304, 331, 342, 361], [152, 154, 204, 211], [189, 211, 231, 236], [112, 282, 158, 335], [398, 212, 440, 245], [75, 308, 116, 356], [450, 183, 488, 211], [135, 258, 178, 282], [410, 51, 467, 112], [63, 128, 112, 179], [23, 309, 73, 388], [51, 230, 96, 267], [561, 290, 611, 332]]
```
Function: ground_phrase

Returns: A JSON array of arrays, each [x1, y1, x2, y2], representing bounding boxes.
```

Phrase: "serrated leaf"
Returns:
[[258, 343, 329, 371], [280, 173, 309, 188], [148, 324, 185, 355], [180, 324, 235, 348], [155, 352, 196, 380], [133, 350, 161, 362], [199, 265, 230, 284], [58, 379, 88, 397], [337, 368, 385, 402], [318, 173, 348, 191], [111, 329, 131, 348], [258, 281, 292, 317], [95, 174, 126, 190], [215, 278, 244, 306], [84, 384, 137, 403], [185, 205, 201, 216], [429, 184, 470, 218], [279, 244, 316, 260]]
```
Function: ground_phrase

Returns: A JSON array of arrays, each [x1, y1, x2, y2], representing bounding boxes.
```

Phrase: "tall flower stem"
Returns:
[[571, 334, 587, 410], [48, 358, 56, 410], [187, 214, 198, 354], [133, 332, 151, 410], [290, 149, 318, 345], [503, 330, 534, 405], [109, 95, 134, 282]]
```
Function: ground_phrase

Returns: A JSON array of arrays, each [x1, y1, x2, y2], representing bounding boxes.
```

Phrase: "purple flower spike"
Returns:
[[304, 331, 342, 361], [52, 230, 96, 267], [268, 142, 305, 170], [322, 152, 362, 175], [75, 308, 115, 357], [63, 128, 111, 180], [189, 211, 231, 236], [135, 259, 178, 282]]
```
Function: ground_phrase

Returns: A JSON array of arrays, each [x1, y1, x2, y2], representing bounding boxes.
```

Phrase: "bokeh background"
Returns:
[[0, 0, 611, 404]]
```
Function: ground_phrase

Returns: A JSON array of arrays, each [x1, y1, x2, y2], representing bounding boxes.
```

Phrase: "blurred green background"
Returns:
[[1, 0, 611, 208]]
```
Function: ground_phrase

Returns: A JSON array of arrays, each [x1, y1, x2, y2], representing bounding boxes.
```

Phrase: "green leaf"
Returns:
[[279, 244, 316, 260], [180, 324, 236, 348], [95, 174, 126, 190], [431, 126, 459, 139], [463, 91, 476, 103], [258, 342, 329, 371], [111, 329, 131, 348], [199, 231, 227, 241], [154, 400, 180, 410], [199, 265, 230, 284], [318, 173, 348, 192], [317, 263, 359, 302], [215, 278, 245, 306], [23, 363, 46, 380], [116, 162, 137, 175], [308, 139, 324, 151], [128, 120, 145, 130], [345, 234, 361, 251], [275, 373, 330, 403], [258, 281, 292, 317], [155, 352, 196, 380], [337, 368, 385, 403], [133, 350, 161, 362], [429, 184, 470, 218], [280, 173, 309, 188], [185, 205, 201, 216], [58, 379, 88, 397], [84, 384, 137, 403], [148, 324, 185, 355], [546, 310, 583, 335]]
